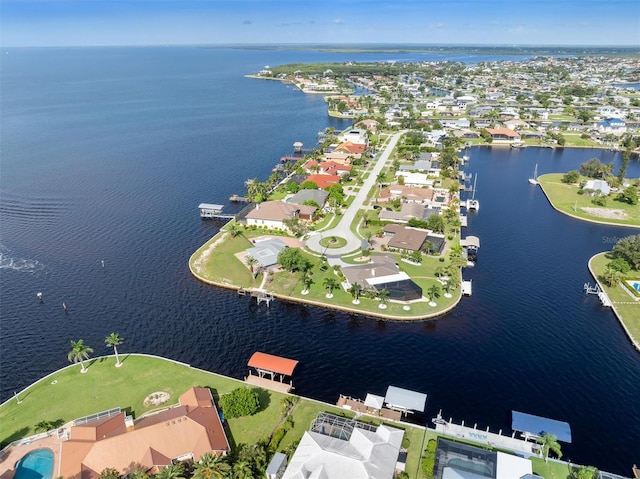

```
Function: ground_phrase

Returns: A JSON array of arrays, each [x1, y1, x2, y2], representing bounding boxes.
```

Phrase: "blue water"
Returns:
[[1, 47, 640, 474], [14, 449, 54, 479]]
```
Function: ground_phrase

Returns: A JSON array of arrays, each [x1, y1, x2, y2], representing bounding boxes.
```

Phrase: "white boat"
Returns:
[[528, 164, 539, 185], [466, 174, 479, 211]]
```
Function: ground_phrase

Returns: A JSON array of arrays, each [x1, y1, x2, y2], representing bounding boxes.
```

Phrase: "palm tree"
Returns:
[[192, 453, 230, 479], [245, 255, 258, 275], [98, 468, 121, 479], [230, 460, 254, 479], [127, 470, 149, 479], [301, 274, 314, 294], [323, 277, 339, 298], [105, 333, 123, 367], [377, 288, 390, 307], [155, 463, 186, 479], [228, 222, 242, 238], [537, 432, 562, 463], [428, 284, 441, 300], [348, 283, 362, 304], [68, 339, 93, 373]]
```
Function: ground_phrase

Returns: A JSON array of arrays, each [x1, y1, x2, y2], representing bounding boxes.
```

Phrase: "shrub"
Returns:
[[562, 170, 580, 184], [219, 387, 261, 418]]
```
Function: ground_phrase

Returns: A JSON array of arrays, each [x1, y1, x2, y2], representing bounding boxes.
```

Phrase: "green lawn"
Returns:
[[589, 252, 640, 347], [562, 134, 600, 148], [538, 173, 640, 228], [1, 355, 433, 478]]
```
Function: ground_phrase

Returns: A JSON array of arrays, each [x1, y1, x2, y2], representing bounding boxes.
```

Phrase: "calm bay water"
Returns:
[[1, 47, 639, 473]]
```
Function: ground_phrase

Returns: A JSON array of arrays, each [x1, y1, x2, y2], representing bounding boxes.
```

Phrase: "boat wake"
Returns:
[[0, 246, 44, 273]]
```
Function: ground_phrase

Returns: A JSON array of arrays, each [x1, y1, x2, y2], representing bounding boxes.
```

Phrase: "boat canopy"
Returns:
[[384, 385, 427, 413], [247, 352, 299, 376], [511, 411, 572, 443]]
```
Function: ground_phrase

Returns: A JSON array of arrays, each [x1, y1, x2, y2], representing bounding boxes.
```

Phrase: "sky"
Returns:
[[1, 0, 639, 47]]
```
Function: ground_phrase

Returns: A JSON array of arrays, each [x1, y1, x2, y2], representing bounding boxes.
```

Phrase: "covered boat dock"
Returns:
[[384, 385, 427, 416], [512, 410, 572, 443], [245, 351, 299, 393]]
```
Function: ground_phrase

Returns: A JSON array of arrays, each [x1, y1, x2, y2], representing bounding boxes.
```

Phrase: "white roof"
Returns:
[[282, 425, 403, 479], [364, 394, 385, 410], [385, 385, 427, 413], [496, 452, 532, 479], [198, 203, 224, 210], [366, 272, 411, 286]]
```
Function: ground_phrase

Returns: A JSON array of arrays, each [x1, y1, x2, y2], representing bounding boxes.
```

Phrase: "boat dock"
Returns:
[[229, 194, 249, 202], [238, 288, 275, 306], [336, 395, 402, 422], [462, 280, 472, 296], [583, 282, 612, 307], [198, 203, 235, 221]]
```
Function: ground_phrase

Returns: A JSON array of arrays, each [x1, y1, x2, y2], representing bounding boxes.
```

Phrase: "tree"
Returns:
[[68, 339, 93, 373], [536, 432, 562, 462], [127, 470, 149, 479], [572, 465, 599, 479], [426, 214, 445, 234], [323, 277, 340, 298], [104, 333, 123, 367], [155, 463, 186, 479], [219, 387, 261, 419], [192, 453, 230, 479], [35, 420, 52, 432], [228, 222, 242, 238], [302, 273, 314, 294], [230, 460, 254, 479], [245, 256, 258, 276], [427, 284, 441, 300], [348, 283, 362, 303], [562, 170, 580, 184], [277, 248, 310, 272], [612, 234, 640, 270], [98, 468, 120, 479], [608, 257, 630, 274], [377, 288, 390, 306], [617, 186, 638, 205], [580, 158, 610, 179]]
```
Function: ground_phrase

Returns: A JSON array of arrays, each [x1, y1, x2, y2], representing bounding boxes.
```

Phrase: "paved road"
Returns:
[[305, 131, 405, 256]]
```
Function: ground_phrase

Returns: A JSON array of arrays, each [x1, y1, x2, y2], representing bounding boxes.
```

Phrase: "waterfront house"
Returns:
[[282, 413, 404, 479], [245, 238, 288, 269], [386, 227, 430, 252], [245, 201, 316, 231], [394, 172, 435, 187], [584, 179, 611, 196], [342, 255, 423, 301], [597, 117, 627, 134], [485, 127, 521, 143], [379, 204, 440, 224], [59, 387, 230, 479], [333, 141, 367, 155], [339, 129, 369, 146]]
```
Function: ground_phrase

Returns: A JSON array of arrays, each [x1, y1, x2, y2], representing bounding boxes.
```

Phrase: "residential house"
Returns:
[[485, 127, 521, 143], [245, 201, 316, 230], [304, 174, 341, 189], [245, 238, 288, 269], [342, 255, 423, 301], [59, 387, 230, 479]]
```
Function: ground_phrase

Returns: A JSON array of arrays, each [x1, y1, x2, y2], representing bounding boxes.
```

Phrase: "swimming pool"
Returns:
[[14, 448, 54, 479]]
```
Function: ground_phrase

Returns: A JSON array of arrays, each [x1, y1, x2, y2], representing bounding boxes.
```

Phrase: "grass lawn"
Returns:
[[562, 134, 600, 148], [589, 252, 640, 346], [0, 355, 283, 448], [1, 355, 434, 478], [538, 173, 640, 228]]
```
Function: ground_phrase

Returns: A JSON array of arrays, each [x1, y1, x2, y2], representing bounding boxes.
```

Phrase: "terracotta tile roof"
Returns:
[[334, 142, 366, 154], [59, 388, 230, 479], [485, 127, 519, 138], [245, 201, 316, 222], [304, 174, 341, 189], [380, 185, 435, 202], [248, 351, 299, 376]]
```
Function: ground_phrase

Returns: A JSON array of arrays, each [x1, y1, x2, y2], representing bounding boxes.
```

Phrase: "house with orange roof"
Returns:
[[59, 387, 230, 479], [333, 141, 367, 155], [304, 174, 341, 189], [485, 127, 521, 143], [319, 161, 352, 176]]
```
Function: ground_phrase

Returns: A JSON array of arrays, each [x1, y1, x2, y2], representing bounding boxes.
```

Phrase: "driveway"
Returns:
[[305, 131, 405, 256]]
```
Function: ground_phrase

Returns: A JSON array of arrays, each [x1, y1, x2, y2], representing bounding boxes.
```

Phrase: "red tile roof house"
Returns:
[[485, 127, 521, 143], [303, 174, 341, 189], [318, 161, 352, 176], [245, 200, 317, 231], [59, 387, 230, 479], [379, 185, 436, 204]]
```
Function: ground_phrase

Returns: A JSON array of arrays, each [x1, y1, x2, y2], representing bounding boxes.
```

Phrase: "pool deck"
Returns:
[[0, 433, 63, 479]]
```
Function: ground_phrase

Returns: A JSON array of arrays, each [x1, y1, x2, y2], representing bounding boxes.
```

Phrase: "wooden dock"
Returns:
[[245, 372, 293, 393], [229, 194, 249, 202], [336, 395, 401, 422], [238, 288, 275, 306]]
